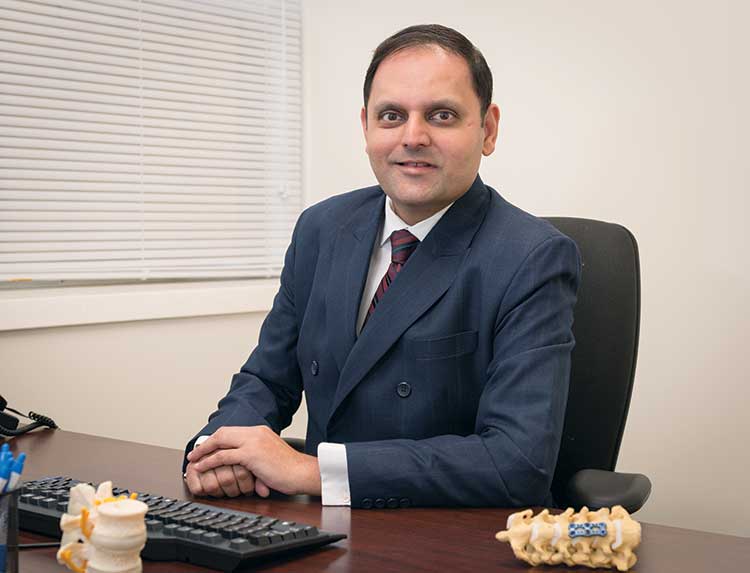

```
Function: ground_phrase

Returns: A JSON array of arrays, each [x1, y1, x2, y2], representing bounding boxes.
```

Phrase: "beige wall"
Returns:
[[0, 313, 309, 448], [2, 0, 747, 537]]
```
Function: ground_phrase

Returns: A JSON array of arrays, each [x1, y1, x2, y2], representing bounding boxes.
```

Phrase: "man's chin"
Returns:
[[383, 177, 438, 199]]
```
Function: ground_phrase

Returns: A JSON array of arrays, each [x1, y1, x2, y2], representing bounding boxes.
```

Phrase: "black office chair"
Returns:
[[545, 217, 650, 513], [286, 217, 651, 513]]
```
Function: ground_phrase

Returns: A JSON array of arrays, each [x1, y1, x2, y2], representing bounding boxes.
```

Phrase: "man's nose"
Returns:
[[401, 116, 431, 148]]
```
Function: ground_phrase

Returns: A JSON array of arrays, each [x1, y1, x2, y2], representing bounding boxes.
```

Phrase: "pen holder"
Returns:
[[0, 488, 20, 573]]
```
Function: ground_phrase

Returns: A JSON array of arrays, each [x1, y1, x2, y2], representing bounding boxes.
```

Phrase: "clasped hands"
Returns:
[[185, 426, 321, 498]]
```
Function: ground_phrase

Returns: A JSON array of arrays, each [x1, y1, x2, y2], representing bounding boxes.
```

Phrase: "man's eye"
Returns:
[[431, 110, 455, 122], [381, 112, 401, 122]]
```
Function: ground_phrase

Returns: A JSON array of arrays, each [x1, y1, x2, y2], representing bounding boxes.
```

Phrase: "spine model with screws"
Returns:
[[495, 506, 641, 571]]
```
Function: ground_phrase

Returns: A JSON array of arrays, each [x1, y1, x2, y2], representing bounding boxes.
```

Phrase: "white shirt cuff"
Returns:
[[318, 442, 351, 506], [193, 435, 210, 449]]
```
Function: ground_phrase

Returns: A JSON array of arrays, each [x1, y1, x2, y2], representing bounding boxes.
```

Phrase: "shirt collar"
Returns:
[[379, 198, 454, 247]]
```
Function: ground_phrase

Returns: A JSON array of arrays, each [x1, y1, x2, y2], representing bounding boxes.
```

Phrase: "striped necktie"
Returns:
[[364, 229, 420, 325]]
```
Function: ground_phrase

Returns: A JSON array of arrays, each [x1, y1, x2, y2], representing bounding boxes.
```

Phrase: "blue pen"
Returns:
[[0, 458, 10, 493], [5, 454, 24, 493]]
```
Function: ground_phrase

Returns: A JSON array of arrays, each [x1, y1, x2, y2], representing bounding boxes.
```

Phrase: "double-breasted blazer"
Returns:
[[188, 175, 581, 508]]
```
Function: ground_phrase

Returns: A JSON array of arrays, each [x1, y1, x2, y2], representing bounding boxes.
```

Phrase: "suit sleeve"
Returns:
[[344, 234, 581, 507], [183, 213, 306, 466]]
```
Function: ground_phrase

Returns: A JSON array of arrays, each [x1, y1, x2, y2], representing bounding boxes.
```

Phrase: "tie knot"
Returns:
[[390, 229, 419, 265]]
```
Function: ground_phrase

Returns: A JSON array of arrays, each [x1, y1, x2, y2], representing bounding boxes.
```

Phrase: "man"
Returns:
[[185, 24, 580, 508]]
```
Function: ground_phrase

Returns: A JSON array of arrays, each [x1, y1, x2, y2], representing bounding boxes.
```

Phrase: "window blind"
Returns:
[[0, 0, 302, 281]]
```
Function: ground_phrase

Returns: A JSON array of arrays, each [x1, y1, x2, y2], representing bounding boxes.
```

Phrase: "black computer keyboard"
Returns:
[[19, 476, 346, 571]]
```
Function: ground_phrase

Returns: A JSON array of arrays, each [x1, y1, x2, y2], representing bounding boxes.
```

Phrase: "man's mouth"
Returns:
[[395, 161, 436, 168]]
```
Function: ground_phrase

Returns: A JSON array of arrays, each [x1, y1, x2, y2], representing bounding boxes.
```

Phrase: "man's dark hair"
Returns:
[[363, 24, 493, 117]]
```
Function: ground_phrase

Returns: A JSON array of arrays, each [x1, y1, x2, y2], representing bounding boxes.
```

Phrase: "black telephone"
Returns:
[[0, 394, 57, 437]]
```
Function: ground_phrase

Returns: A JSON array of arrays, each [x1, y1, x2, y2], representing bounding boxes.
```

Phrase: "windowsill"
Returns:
[[0, 279, 280, 331]]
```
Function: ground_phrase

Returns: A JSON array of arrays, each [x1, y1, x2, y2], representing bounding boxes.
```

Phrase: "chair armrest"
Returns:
[[284, 437, 306, 453], [566, 469, 652, 513]]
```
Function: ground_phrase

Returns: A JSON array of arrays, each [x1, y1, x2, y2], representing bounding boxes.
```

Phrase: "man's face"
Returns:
[[361, 45, 500, 225]]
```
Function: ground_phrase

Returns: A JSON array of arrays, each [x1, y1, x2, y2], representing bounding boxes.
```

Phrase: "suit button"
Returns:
[[361, 498, 374, 509], [386, 497, 399, 509], [374, 498, 386, 509], [310, 360, 319, 376], [399, 498, 411, 508], [396, 381, 411, 398]]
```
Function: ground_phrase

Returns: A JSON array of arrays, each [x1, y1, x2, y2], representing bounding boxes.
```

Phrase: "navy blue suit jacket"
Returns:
[[189, 176, 581, 508]]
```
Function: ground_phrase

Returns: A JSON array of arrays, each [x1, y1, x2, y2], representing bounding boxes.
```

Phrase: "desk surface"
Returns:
[[9, 430, 749, 572]]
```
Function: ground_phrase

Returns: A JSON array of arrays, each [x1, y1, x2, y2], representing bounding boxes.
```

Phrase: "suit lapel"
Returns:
[[328, 176, 491, 425], [325, 193, 385, 373]]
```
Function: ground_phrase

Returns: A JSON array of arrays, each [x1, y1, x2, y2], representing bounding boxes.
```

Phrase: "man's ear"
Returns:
[[482, 103, 501, 156], [360, 106, 369, 152]]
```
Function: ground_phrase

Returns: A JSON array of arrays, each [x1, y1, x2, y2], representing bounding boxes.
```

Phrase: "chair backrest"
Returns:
[[543, 218, 641, 506]]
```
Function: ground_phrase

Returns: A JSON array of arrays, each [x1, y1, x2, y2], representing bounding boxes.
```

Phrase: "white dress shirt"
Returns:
[[318, 198, 453, 505]]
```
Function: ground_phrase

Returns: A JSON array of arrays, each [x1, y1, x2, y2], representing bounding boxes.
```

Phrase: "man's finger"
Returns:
[[184, 463, 204, 496], [199, 469, 225, 498], [255, 477, 270, 498], [187, 437, 220, 462], [232, 465, 255, 495], [214, 465, 241, 498], [187, 427, 243, 462], [193, 449, 243, 473]]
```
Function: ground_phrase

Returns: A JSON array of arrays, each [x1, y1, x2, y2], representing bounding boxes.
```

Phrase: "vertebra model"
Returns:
[[495, 506, 641, 571]]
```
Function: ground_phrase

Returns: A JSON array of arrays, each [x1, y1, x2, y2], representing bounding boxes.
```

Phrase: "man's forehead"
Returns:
[[374, 44, 470, 80], [368, 45, 475, 106]]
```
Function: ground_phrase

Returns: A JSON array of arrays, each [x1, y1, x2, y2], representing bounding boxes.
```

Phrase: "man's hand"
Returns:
[[186, 426, 321, 496], [184, 462, 271, 498]]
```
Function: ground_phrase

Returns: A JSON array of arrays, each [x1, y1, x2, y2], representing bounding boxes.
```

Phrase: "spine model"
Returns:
[[495, 506, 641, 571], [57, 481, 148, 573]]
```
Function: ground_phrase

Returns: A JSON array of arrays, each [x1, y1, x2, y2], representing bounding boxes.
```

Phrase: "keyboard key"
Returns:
[[41, 498, 57, 508], [175, 526, 192, 538], [201, 531, 222, 545], [188, 528, 205, 541], [221, 523, 251, 539], [301, 526, 319, 537], [181, 512, 213, 526], [269, 526, 294, 541], [229, 538, 251, 551], [237, 525, 265, 537], [163, 510, 195, 524], [200, 515, 234, 529], [170, 501, 192, 511], [248, 532, 272, 546]]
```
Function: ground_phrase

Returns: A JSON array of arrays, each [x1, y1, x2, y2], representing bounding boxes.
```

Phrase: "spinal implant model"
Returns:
[[57, 480, 149, 573], [495, 506, 641, 571]]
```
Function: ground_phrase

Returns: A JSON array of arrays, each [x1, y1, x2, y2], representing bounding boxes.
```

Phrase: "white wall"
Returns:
[[302, 0, 750, 537], [1, 0, 747, 537]]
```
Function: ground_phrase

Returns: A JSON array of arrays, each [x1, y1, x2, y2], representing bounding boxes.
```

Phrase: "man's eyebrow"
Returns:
[[372, 101, 406, 115], [427, 99, 462, 111]]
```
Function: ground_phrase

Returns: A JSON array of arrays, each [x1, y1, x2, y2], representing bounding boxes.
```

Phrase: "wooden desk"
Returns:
[[8, 430, 749, 572]]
